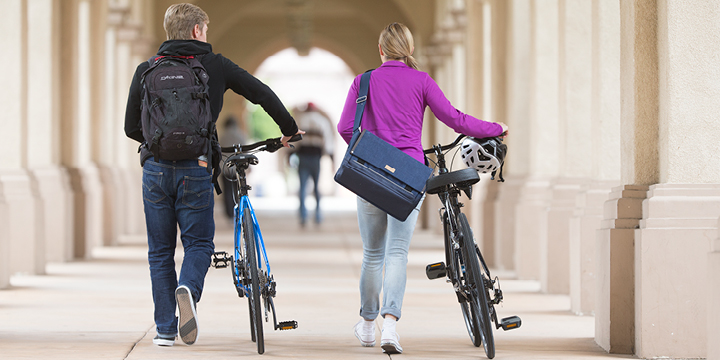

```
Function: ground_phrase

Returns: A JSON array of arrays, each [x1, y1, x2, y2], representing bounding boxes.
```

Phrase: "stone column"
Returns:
[[26, 0, 74, 264], [569, 0, 622, 315], [594, 0, 661, 354], [0, 0, 44, 276], [633, 1, 720, 357], [60, 0, 104, 259], [424, 1, 471, 236], [496, 0, 531, 272], [115, 11, 149, 239], [544, 0, 594, 296], [513, 0, 559, 283]]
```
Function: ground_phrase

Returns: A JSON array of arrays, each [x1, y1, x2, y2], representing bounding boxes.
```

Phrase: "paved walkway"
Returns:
[[0, 201, 633, 359]]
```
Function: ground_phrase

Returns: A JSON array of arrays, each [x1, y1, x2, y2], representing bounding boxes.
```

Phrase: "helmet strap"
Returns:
[[491, 162, 505, 182]]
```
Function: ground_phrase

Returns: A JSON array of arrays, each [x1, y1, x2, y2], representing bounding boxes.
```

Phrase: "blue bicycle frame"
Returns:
[[233, 196, 271, 297]]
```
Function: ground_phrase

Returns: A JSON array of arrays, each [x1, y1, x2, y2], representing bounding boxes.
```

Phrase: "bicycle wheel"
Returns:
[[444, 213, 481, 346], [243, 211, 264, 354], [458, 213, 495, 359]]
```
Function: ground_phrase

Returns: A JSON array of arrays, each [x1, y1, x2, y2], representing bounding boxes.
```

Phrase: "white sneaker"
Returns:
[[176, 285, 198, 345], [381, 328, 403, 354], [354, 320, 376, 347]]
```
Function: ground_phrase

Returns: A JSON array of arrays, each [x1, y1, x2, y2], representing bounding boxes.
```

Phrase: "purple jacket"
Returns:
[[338, 61, 503, 163]]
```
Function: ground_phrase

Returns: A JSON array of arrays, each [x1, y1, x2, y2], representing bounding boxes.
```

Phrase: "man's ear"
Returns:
[[192, 24, 201, 39]]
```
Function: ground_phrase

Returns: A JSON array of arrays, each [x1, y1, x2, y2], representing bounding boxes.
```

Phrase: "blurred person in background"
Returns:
[[292, 102, 334, 227], [219, 115, 248, 219]]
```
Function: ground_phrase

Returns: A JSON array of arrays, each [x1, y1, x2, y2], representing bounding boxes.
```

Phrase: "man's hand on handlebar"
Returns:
[[282, 130, 306, 148]]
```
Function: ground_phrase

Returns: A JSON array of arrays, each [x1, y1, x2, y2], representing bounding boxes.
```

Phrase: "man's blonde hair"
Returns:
[[379, 22, 418, 70], [163, 3, 209, 40]]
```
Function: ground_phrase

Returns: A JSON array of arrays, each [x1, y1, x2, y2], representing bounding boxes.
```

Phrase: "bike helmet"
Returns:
[[460, 136, 507, 182]]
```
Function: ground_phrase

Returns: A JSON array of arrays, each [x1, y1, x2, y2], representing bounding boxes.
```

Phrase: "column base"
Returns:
[[33, 166, 73, 262], [495, 175, 525, 271], [569, 181, 618, 315], [595, 184, 647, 354], [709, 235, 720, 360], [514, 177, 551, 280], [67, 165, 105, 259], [635, 184, 720, 359], [542, 178, 586, 294], [0, 169, 43, 275], [0, 183, 8, 288]]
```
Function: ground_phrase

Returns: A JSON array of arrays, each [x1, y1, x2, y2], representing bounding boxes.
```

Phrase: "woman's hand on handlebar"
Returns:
[[282, 130, 305, 147], [496, 122, 508, 139]]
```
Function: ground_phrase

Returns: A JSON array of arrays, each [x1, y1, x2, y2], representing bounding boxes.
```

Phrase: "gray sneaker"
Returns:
[[176, 285, 198, 345], [153, 333, 176, 346]]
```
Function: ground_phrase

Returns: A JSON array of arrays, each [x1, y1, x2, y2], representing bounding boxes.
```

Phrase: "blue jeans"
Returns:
[[298, 153, 321, 224], [356, 196, 424, 321], [142, 159, 215, 336]]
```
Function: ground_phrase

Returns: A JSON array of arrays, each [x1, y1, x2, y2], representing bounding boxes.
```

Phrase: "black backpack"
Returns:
[[140, 55, 214, 166]]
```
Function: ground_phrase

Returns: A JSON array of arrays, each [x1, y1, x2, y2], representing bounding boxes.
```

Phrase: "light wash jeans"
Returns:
[[356, 195, 424, 321]]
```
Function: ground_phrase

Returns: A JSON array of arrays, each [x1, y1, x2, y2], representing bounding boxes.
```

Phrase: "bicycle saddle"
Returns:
[[426, 168, 480, 195], [227, 153, 259, 166]]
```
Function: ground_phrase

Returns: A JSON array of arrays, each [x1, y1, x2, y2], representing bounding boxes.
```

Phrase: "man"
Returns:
[[293, 102, 334, 226], [124, 3, 303, 347]]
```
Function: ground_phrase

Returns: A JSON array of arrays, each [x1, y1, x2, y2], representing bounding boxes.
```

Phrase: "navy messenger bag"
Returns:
[[334, 70, 433, 221]]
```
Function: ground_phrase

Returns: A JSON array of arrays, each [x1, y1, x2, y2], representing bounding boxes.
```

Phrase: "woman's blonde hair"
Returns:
[[379, 22, 418, 70], [163, 3, 210, 40]]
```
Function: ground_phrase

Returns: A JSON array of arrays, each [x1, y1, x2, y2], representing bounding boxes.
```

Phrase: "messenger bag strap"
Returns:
[[353, 69, 373, 134]]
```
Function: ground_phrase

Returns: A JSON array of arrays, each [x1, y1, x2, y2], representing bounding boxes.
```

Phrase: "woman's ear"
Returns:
[[378, 44, 384, 56]]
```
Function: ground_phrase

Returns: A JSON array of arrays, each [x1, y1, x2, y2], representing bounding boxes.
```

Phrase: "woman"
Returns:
[[337, 22, 508, 354]]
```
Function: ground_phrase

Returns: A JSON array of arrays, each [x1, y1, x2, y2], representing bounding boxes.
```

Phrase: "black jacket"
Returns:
[[124, 40, 298, 159]]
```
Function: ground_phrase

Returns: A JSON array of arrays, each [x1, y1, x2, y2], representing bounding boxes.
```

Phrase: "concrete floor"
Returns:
[[0, 200, 635, 359]]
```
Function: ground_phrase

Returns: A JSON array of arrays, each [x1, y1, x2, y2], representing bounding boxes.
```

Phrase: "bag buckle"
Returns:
[[356, 95, 367, 104]]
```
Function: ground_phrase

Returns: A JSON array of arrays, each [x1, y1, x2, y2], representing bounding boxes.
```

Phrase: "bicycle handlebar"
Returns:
[[221, 134, 303, 154], [423, 134, 467, 155]]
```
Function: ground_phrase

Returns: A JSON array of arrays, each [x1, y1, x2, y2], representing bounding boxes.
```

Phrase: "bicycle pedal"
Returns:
[[277, 320, 298, 331], [500, 315, 521, 331], [212, 251, 231, 269], [426, 262, 446, 280]]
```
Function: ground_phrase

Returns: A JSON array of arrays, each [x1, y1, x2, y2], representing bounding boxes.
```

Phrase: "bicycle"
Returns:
[[211, 134, 301, 354], [423, 134, 521, 359]]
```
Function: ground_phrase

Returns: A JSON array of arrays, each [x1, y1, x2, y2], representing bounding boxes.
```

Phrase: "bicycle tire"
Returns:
[[444, 213, 481, 346], [458, 213, 495, 359], [244, 211, 265, 354]]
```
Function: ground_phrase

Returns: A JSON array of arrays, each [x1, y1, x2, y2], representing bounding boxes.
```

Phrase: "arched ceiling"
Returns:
[[151, 0, 434, 74]]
